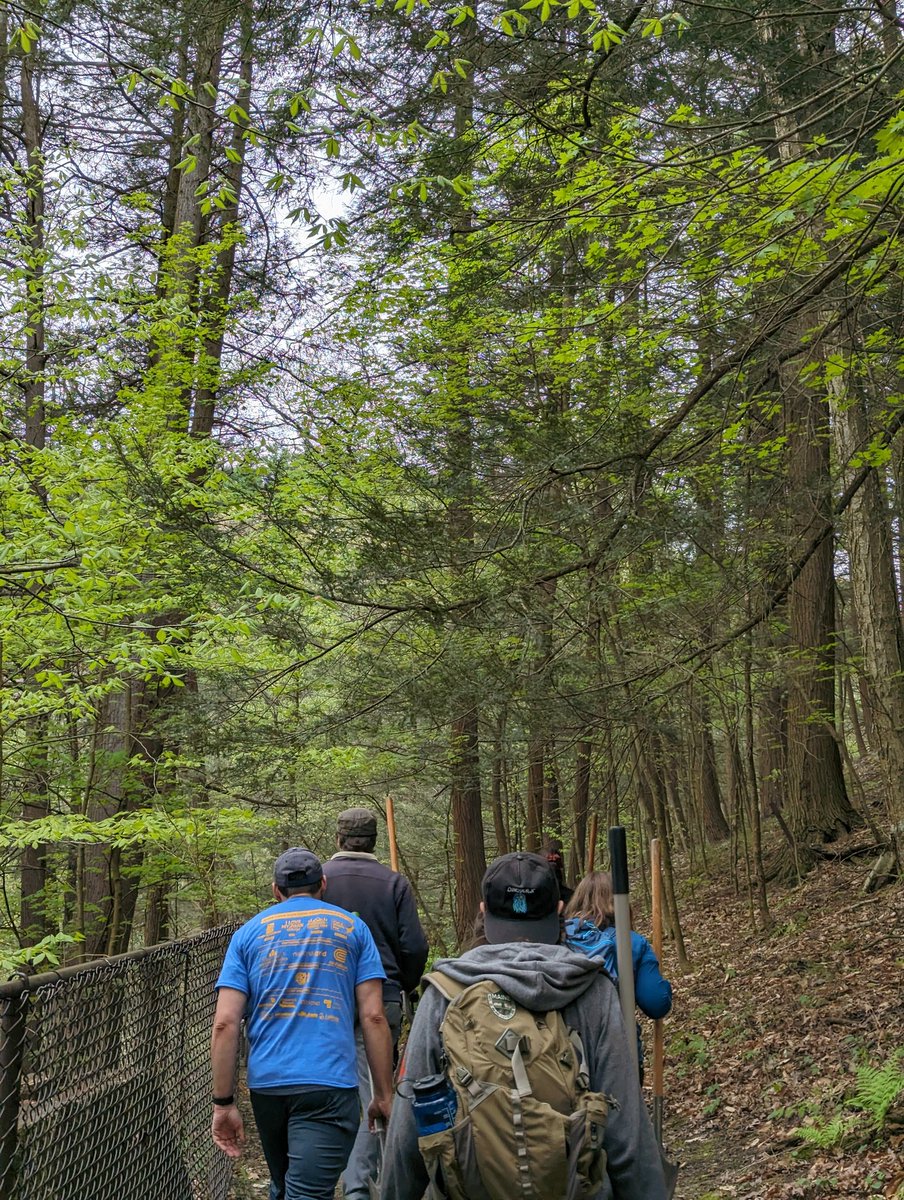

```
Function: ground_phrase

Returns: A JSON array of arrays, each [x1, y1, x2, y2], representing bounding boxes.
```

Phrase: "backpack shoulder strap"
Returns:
[[422, 970, 467, 1002], [569, 1026, 591, 1090]]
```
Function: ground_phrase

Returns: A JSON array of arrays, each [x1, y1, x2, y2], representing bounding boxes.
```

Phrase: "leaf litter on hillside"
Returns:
[[658, 835, 903, 1200]]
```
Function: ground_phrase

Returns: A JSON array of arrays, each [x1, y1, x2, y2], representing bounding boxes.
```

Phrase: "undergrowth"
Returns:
[[793, 1051, 904, 1149]]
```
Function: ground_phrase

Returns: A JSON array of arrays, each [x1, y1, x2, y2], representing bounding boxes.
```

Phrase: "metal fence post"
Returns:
[[0, 986, 27, 1200]]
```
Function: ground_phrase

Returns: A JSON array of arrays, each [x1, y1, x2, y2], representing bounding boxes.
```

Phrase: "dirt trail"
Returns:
[[229, 829, 903, 1199]]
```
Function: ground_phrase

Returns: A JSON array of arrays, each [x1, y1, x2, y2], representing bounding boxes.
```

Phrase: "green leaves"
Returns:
[[332, 27, 363, 60], [590, 20, 624, 52], [0, 935, 81, 977], [14, 19, 42, 53]]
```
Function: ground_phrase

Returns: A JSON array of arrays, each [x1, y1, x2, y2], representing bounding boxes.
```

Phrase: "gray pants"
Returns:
[[341, 1000, 403, 1199]]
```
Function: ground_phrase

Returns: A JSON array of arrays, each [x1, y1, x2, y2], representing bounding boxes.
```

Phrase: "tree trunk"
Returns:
[[490, 732, 510, 856], [646, 733, 689, 964], [81, 2, 246, 958], [756, 677, 787, 818], [572, 740, 591, 880], [143, 883, 170, 948], [783, 371, 857, 862], [693, 694, 730, 843], [744, 645, 773, 929], [829, 363, 904, 865], [663, 749, 690, 855], [450, 712, 486, 945], [192, 0, 252, 437], [757, 5, 857, 872], [525, 744, 544, 852], [542, 749, 561, 835], [80, 681, 161, 957], [18, 43, 51, 945], [444, 0, 487, 944]]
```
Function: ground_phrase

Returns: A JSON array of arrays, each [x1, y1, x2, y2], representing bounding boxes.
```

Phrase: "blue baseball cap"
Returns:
[[273, 847, 323, 890]]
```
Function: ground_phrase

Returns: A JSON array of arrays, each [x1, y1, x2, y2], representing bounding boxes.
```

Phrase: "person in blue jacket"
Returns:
[[565, 870, 672, 1082]]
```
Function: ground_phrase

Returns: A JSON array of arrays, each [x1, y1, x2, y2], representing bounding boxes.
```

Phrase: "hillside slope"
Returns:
[[661, 834, 903, 1200]]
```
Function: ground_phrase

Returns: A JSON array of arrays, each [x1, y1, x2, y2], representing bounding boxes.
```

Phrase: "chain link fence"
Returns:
[[0, 925, 239, 1200]]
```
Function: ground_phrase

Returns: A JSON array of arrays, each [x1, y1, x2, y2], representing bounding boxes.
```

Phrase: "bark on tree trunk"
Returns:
[[757, 5, 858, 872], [192, 0, 252, 437], [444, 0, 487, 943], [80, 681, 163, 958], [450, 711, 486, 945], [526, 744, 544, 852], [143, 883, 170, 948], [18, 45, 51, 945], [829, 364, 904, 866], [648, 736, 689, 965], [693, 694, 730, 843], [82, 2, 247, 957], [542, 750, 561, 835], [572, 740, 591, 880], [491, 733, 509, 856], [756, 678, 787, 818], [783, 371, 857, 863], [664, 750, 690, 854], [843, 674, 868, 758], [744, 644, 773, 929]]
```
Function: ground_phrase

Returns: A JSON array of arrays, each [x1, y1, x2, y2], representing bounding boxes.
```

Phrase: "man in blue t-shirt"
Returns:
[[210, 847, 393, 1200]]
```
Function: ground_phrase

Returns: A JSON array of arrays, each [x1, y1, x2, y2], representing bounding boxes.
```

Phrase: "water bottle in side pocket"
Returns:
[[411, 1073, 458, 1135]]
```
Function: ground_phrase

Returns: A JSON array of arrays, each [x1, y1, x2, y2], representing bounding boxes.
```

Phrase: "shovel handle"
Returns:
[[651, 844, 679, 1196], [608, 826, 639, 1080], [386, 795, 400, 873]]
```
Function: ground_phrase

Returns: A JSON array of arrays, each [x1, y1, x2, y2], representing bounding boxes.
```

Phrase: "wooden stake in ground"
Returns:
[[651, 836, 679, 1198], [385, 795, 400, 873]]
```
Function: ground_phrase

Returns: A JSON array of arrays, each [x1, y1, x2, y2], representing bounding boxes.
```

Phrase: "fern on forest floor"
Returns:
[[793, 1051, 904, 1150]]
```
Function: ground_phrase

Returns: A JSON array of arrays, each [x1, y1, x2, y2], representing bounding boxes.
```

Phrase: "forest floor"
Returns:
[[229, 823, 904, 1200], [664, 825, 904, 1200]]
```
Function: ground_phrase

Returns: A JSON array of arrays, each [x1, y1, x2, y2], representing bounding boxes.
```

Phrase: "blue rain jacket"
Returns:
[[564, 918, 673, 1019]]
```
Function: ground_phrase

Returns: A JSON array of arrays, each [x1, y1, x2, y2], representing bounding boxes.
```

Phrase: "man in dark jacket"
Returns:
[[325, 807, 429, 1200], [381, 851, 668, 1200]]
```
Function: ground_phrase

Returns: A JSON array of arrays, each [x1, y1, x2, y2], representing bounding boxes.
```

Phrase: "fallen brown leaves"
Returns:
[[654, 827, 904, 1200]]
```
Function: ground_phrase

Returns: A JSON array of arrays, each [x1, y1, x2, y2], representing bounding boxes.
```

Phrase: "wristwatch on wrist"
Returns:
[[212, 1094, 235, 1107]]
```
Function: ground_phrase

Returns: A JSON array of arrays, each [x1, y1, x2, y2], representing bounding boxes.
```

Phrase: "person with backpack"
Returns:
[[564, 870, 673, 1083], [381, 851, 668, 1200]]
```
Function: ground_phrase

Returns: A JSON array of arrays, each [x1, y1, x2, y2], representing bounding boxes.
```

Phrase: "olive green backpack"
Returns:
[[417, 970, 612, 1200]]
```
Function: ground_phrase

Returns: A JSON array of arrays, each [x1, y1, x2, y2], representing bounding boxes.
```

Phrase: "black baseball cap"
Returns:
[[482, 852, 561, 945], [273, 847, 323, 891], [337, 808, 378, 837]]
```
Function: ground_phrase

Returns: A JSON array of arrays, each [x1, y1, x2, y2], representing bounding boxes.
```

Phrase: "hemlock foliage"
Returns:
[[1, 0, 904, 956]]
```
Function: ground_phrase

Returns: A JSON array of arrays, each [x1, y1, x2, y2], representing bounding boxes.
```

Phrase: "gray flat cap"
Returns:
[[337, 807, 378, 837]]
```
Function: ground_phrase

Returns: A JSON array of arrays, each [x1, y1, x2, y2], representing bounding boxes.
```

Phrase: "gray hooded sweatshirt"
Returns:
[[381, 942, 668, 1200]]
